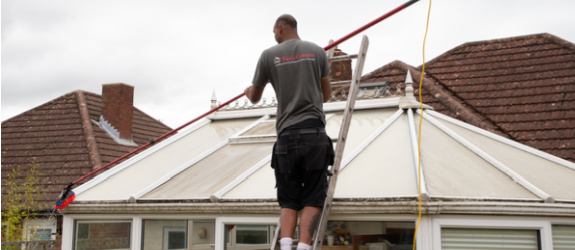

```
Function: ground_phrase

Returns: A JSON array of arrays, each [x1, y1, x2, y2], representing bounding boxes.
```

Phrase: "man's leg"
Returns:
[[298, 206, 321, 245], [279, 208, 298, 250], [280, 208, 298, 238]]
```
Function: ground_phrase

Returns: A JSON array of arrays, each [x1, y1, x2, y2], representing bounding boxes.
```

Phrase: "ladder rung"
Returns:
[[329, 54, 358, 62], [330, 80, 351, 87]]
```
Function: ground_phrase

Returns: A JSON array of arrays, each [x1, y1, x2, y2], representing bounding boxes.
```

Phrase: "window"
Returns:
[[75, 220, 131, 250], [32, 229, 52, 240], [235, 225, 271, 245], [224, 224, 277, 250], [326, 221, 414, 249], [24, 218, 57, 241], [164, 227, 186, 249], [441, 228, 540, 249], [142, 219, 215, 250], [552, 225, 575, 249]]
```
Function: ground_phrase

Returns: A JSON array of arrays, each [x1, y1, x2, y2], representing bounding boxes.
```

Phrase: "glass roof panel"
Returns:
[[325, 109, 398, 160], [143, 142, 273, 199], [224, 109, 400, 199], [335, 114, 417, 198], [76, 118, 258, 201], [222, 162, 276, 199], [240, 121, 276, 136], [416, 113, 538, 199], [440, 117, 575, 201]]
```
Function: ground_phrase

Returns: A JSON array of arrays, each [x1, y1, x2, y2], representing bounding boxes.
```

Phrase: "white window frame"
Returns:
[[430, 215, 575, 250], [74, 219, 133, 250], [215, 216, 278, 250]]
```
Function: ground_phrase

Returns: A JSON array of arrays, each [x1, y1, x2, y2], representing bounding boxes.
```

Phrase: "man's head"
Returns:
[[273, 14, 299, 44]]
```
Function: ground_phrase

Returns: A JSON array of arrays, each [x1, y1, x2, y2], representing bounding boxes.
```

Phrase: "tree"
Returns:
[[1, 163, 43, 242]]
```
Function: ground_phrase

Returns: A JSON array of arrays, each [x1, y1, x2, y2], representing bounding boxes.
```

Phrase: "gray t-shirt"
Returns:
[[252, 39, 330, 134]]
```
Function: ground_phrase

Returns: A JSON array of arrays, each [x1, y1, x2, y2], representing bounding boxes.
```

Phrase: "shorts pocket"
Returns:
[[273, 142, 292, 173]]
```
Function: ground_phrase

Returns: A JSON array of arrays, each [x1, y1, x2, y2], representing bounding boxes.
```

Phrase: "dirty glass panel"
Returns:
[[240, 121, 276, 136], [77, 118, 258, 201], [415, 113, 537, 199], [322, 221, 414, 249], [144, 143, 273, 199], [142, 219, 215, 250], [75, 220, 131, 249]]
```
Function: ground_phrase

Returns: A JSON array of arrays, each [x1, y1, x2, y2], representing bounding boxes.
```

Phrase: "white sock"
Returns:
[[280, 237, 293, 250], [297, 242, 311, 250]]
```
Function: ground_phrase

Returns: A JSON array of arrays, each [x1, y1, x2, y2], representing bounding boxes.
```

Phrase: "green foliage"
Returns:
[[1, 163, 42, 242]]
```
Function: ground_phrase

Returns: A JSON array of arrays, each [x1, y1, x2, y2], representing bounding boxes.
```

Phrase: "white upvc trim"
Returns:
[[324, 97, 401, 112], [407, 109, 430, 200], [209, 106, 277, 120], [426, 109, 575, 170], [208, 98, 401, 121], [420, 110, 554, 203], [131, 216, 142, 250], [133, 115, 270, 200], [61, 216, 74, 250], [340, 109, 403, 172], [74, 118, 212, 195]]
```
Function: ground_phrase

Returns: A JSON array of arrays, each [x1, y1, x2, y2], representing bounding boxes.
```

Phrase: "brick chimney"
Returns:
[[100, 83, 134, 141], [329, 49, 352, 81]]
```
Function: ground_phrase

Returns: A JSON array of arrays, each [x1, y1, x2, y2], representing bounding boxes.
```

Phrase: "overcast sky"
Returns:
[[2, 0, 575, 128]]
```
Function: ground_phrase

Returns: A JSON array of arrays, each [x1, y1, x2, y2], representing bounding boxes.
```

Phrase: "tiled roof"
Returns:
[[1, 90, 172, 210], [361, 33, 575, 162]]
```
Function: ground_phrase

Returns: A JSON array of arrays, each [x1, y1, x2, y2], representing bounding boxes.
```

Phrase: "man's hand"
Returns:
[[244, 86, 252, 99], [244, 85, 265, 104]]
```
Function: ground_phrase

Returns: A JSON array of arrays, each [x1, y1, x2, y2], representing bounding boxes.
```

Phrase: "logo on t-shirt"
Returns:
[[275, 54, 316, 67]]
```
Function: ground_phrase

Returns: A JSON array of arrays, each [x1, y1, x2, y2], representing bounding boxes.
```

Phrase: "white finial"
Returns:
[[405, 70, 414, 98], [399, 69, 433, 110], [210, 90, 217, 109]]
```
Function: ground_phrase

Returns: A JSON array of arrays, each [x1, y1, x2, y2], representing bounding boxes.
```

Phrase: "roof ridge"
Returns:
[[74, 90, 102, 171], [424, 33, 563, 66], [540, 33, 575, 53]]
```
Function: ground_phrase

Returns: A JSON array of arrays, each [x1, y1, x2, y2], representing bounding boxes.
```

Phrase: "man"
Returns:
[[244, 14, 334, 250]]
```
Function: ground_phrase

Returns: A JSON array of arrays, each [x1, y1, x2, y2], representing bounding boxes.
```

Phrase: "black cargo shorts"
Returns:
[[271, 128, 335, 211]]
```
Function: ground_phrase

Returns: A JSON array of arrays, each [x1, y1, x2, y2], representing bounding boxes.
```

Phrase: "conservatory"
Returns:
[[61, 73, 575, 249]]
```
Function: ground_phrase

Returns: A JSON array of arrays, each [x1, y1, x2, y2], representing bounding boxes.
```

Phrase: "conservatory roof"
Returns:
[[72, 72, 575, 210]]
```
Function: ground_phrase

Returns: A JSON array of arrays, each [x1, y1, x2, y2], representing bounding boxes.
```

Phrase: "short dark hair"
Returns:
[[276, 14, 297, 29]]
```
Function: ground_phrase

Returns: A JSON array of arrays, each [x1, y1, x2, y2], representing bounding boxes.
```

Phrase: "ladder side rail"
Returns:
[[312, 35, 369, 250]]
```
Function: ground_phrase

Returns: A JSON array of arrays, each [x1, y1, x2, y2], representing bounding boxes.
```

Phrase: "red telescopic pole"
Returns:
[[55, 0, 420, 209]]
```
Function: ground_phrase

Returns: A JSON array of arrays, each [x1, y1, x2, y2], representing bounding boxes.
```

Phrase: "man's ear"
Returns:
[[277, 24, 284, 34]]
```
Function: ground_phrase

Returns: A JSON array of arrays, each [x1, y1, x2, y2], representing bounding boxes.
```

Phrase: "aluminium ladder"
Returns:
[[270, 35, 369, 250]]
